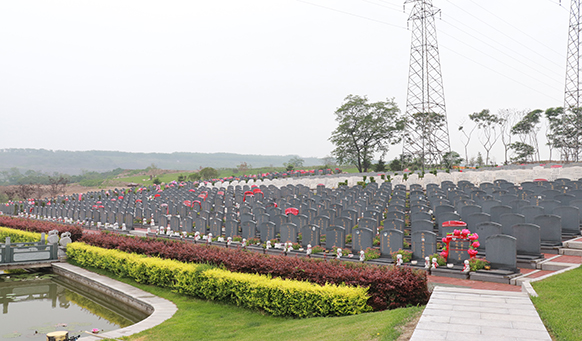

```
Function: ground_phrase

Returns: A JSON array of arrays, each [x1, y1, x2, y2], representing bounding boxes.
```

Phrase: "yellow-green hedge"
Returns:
[[0, 227, 41, 243], [67, 242, 371, 317]]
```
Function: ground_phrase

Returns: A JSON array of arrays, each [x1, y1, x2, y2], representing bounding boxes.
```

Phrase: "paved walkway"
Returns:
[[410, 286, 551, 341]]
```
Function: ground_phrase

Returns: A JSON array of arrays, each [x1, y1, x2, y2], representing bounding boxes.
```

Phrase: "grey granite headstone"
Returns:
[[411, 230, 437, 260], [474, 222, 502, 250], [258, 221, 276, 242], [499, 213, 525, 236], [380, 229, 404, 256], [485, 234, 517, 271], [552, 206, 580, 234], [224, 219, 239, 238], [512, 223, 541, 256], [352, 227, 374, 252], [241, 220, 257, 240], [301, 224, 321, 248], [383, 218, 405, 232], [209, 217, 223, 236], [411, 219, 434, 234], [280, 222, 298, 243], [534, 214, 562, 245], [325, 225, 345, 249]]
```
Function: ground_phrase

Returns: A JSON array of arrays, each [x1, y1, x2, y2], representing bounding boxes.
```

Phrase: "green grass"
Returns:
[[69, 262, 423, 341], [531, 265, 582, 341]]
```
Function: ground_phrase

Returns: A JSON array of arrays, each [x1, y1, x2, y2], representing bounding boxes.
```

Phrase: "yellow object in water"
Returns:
[[46, 331, 68, 341]]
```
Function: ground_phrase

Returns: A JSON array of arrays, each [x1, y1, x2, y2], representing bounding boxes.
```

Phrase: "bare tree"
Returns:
[[16, 183, 35, 200], [34, 183, 46, 199], [48, 176, 69, 197], [458, 120, 476, 165]]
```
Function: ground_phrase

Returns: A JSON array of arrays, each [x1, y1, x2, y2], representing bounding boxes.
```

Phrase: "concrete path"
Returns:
[[410, 286, 551, 341]]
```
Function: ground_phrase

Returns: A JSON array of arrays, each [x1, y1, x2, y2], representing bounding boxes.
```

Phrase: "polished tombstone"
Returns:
[[325, 225, 346, 249], [301, 224, 321, 247], [380, 229, 404, 256], [533, 214, 562, 245], [485, 234, 517, 271], [411, 230, 437, 260], [352, 227, 374, 252], [512, 223, 541, 257]]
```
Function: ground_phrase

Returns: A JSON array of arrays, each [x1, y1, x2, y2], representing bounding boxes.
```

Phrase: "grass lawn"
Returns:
[[531, 265, 582, 341], [71, 262, 423, 341]]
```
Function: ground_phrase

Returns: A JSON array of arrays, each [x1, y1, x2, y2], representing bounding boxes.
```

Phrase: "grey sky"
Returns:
[[0, 0, 569, 164]]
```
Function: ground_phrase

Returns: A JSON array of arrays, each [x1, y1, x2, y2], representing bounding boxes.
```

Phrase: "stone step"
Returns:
[[560, 248, 582, 256], [562, 240, 582, 250], [539, 261, 577, 271]]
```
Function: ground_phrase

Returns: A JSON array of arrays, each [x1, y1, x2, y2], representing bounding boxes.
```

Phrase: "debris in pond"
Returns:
[[56, 323, 67, 327]]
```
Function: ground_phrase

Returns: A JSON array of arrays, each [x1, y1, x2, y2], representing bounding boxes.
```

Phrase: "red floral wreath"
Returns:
[[440, 229, 480, 260]]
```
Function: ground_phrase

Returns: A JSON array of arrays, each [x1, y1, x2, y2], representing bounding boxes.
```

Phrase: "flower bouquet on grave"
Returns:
[[469, 257, 490, 271], [391, 249, 413, 263], [364, 247, 381, 261]]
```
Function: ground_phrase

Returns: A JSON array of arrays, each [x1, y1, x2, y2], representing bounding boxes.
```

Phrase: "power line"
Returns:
[[295, 0, 406, 30], [440, 44, 562, 103], [469, 0, 566, 58], [439, 18, 564, 86]]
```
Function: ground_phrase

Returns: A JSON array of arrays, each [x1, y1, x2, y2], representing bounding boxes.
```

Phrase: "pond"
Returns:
[[1, 270, 148, 340]]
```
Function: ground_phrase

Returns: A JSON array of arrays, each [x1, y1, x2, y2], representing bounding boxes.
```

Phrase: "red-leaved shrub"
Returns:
[[80, 232, 430, 310], [0, 216, 83, 241]]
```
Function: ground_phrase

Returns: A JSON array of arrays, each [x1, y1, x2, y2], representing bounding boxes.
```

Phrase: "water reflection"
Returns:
[[0, 275, 147, 340]]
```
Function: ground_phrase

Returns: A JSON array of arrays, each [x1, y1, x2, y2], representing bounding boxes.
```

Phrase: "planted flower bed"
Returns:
[[0, 216, 83, 241], [79, 232, 430, 310], [68, 242, 371, 317]]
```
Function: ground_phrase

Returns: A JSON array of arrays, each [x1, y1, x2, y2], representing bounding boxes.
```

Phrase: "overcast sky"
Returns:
[[0, 0, 570, 164]]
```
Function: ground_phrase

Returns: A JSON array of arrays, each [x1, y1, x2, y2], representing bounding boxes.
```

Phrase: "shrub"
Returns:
[[0, 216, 83, 241], [0, 227, 41, 243], [78, 232, 430, 310], [68, 242, 371, 317], [469, 257, 490, 271]]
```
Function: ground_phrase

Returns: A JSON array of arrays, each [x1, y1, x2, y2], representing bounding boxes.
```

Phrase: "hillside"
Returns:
[[0, 149, 324, 175]]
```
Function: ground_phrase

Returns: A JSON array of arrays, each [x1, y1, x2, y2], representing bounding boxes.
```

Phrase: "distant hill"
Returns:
[[0, 149, 324, 175]]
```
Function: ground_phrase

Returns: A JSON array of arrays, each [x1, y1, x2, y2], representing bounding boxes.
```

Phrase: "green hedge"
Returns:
[[0, 227, 41, 243], [67, 242, 372, 317]]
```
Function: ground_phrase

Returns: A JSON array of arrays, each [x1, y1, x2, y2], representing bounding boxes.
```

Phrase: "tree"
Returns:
[[441, 151, 462, 169], [405, 111, 448, 170], [389, 158, 402, 172], [546, 107, 582, 162], [284, 156, 304, 170], [510, 109, 542, 162], [469, 109, 502, 165], [510, 142, 535, 163], [47, 175, 69, 197], [373, 159, 387, 172], [152, 177, 161, 185], [458, 120, 476, 167], [497, 109, 521, 165], [476, 152, 484, 167], [199, 167, 219, 180], [188, 172, 201, 181], [16, 183, 35, 200], [320, 155, 336, 167], [329, 95, 405, 173]]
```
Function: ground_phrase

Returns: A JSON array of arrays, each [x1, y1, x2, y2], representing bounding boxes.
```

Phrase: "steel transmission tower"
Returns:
[[565, 0, 582, 110], [402, 0, 450, 170], [564, 0, 582, 162]]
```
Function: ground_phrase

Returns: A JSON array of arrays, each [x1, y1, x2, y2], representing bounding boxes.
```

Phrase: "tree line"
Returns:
[[329, 95, 582, 173]]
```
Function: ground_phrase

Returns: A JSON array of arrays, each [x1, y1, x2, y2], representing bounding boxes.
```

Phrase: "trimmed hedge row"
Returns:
[[0, 216, 83, 241], [79, 232, 430, 310], [67, 242, 371, 317], [0, 227, 41, 243]]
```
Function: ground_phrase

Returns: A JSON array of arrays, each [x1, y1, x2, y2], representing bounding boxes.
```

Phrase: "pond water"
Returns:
[[1, 271, 148, 340]]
